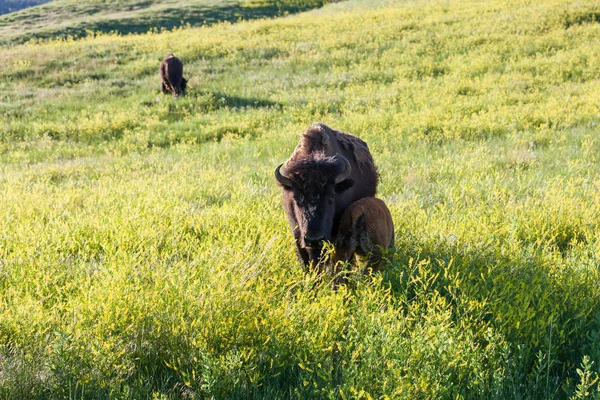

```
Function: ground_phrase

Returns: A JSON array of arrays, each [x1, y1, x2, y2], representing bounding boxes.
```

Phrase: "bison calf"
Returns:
[[334, 197, 394, 275], [159, 53, 187, 98]]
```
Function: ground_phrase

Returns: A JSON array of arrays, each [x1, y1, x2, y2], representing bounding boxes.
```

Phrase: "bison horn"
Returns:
[[334, 154, 352, 184], [275, 164, 294, 188]]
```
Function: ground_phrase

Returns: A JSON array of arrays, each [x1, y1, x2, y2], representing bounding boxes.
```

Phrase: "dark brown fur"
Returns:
[[275, 122, 378, 269], [159, 53, 187, 97], [287, 122, 376, 177], [334, 197, 394, 272]]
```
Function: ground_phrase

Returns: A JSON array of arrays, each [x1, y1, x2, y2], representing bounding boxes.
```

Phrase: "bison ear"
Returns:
[[335, 179, 354, 193]]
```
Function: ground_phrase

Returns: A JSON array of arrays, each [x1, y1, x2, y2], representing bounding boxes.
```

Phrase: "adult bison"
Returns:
[[274, 122, 378, 269], [159, 53, 187, 98]]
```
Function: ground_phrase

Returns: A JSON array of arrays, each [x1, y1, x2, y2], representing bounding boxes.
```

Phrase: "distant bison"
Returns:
[[159, 53, 187, 98], [334, 197, 394, 274], [275, 122, 378, 270]]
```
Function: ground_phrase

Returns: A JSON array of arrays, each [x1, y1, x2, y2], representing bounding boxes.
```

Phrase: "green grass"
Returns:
[[2, 0, 600, 398], [0, 0, 328, 45]]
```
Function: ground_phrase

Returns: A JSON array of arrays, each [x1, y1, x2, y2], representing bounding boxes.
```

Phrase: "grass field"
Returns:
[[0, 0, 326, 45], [2, 0, 600, 398]]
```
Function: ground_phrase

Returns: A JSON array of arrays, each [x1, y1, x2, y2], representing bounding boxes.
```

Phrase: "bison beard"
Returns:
[[275, 122, 378, 271], [159, 53, 187, 98]]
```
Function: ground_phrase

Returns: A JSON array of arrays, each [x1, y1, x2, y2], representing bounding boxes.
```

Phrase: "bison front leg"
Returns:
[[357, 231, 383, 273], [295, 241, 310, 270], [332, 248, 351, 288], [332, 236, 356, 288], [161, 82, 169, 94], [364, 248, 384, 272], [292, 227, 311, 270]]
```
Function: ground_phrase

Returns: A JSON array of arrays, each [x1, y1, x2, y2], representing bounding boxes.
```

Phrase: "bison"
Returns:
[[274, 122, 378, 270], [159, 53, 187, 98], [334, 197, 394, 275]]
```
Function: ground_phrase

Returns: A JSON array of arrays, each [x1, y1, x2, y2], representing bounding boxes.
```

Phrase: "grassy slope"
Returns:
[[0, 0, 325, 44], [2, 0, 600, 398]]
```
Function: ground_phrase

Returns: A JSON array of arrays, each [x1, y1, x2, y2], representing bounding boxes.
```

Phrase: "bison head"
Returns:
[[275, 154, 354, 263], [173, 79, 187, 98]]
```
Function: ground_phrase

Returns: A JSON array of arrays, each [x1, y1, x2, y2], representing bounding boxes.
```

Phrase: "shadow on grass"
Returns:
[[92, 3, 323, 34], [0, 0, 50, 16], [377, 231, 600, 397], [195, 90, 283, 110], [149, 89, 281, 118], [5, 1, 327, 44]]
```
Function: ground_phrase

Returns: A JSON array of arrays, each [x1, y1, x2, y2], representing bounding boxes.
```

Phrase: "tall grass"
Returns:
[[1, 0, 600, 397]]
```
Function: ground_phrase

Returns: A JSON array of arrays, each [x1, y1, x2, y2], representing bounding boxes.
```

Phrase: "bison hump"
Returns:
[[299, 122, 331, 153]]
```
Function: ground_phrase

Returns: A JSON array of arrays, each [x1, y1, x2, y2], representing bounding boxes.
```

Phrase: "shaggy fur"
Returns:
[[335, 197, 394, 272], [282, 157, 346, 204], [288, 122, 377, 181], [159, 53, 187, 97]]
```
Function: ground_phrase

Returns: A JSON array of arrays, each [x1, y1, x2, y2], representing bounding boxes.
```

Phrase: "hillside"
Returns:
[[0, 0, 50, 15], [2, 0, 600, 398], [0, 0, 325, 44]]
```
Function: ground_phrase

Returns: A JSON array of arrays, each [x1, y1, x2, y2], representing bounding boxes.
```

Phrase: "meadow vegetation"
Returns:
[[1, 0, 600, 398], [0, 0, 328, 45]]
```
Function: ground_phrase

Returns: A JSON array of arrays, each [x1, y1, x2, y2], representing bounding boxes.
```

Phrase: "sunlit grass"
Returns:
[[1, 0, 600, 398], [0, 0, 328, 44]]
